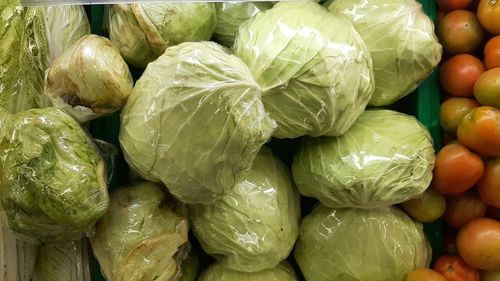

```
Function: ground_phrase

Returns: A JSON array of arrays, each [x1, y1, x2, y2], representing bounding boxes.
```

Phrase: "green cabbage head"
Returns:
[[294, 205, 431, 281], [189, 147, 300, 272], [199, 262, 298, 281], [0, 107, 108, 242], [90, 181, 189, 281], [107, 3, 216, 68], [234, 2, 374, 139], [327, 0, 442, 106], [0, 0, 90, 113], [213, 2, 273, 47], [178, 246, 202, 281], [44, 35, 133, 123], [292, 109, 435, 209], [120, 41, 275, 205]]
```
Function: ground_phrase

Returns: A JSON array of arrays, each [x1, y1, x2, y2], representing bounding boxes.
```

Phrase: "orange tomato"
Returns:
[[485, 36, 500, 69], [432, 144, 485, 195], [439, 55, 485, 97], [478, 158, 500, 208], [433, 255, 480, 281], [477, 0, 500, 35], [440, 97, 480, 135], [438, 0, 474, 11], [456, 218, 500, 270], [473, 68, 500, 108], [457, 106, 500, 157], [438, 10, 484, 54], [445, 190, 487, 228], [406, 268, 447, 281]]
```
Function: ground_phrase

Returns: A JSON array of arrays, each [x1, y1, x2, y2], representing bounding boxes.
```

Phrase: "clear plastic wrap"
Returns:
[[327, 0, 442, 107], [120, 41, 276, 205], [32, 239, 91, 281], [44, 34, 134, 123], [213, 2, 272, 47], [0, 0, 90, 113], [292, 109, 435, 209], [106, 3, 216, 68], [198, 262, 298, 281], [189, 147, 300, 272], [294, 205, 432, 281], [234, 1, 374, 139], [0, 107, 109, 242], [90, 181, 189, 281]]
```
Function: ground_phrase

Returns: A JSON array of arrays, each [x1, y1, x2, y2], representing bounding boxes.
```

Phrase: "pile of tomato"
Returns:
[[403, 0, 500, 280]]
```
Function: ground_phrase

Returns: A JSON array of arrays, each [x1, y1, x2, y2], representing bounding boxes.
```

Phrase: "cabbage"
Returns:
[[234, 2, 374, 139], [44, 35, 133, 123], [107, 3, 216, 68], [189, 147, 300, 272], [294, 205, 431, 281], [120, 41, 275, 204], [90, 181, 189, 281], [199, 262, 298, 281], [292, 109, 435, 209], [0, 107, 108, 242], [327, 0, 442, 106], [0, 0, 90, 113], [213, 2, 273, 47], [178, 246, 202, 281]]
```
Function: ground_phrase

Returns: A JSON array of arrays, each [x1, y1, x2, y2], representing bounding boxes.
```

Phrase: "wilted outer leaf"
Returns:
[[120, 41, 275, 204], [199, 262, 298, 281]]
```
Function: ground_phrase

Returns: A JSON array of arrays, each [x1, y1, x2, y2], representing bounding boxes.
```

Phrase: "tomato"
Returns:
[[434, 255, 480, 281], [438, 10, 484, 54], [401, 189, 446, 223], [481, 269, 500, 281], [444, 190, 487, 228], [439, 55, 485, 97], [406, 268, 447, 281], [477, 0, 500, 35], [485, 36, 500, 69], [473, 68, 500, 108], [440, 97, 480, 135], [457, 106, 500, 157], [438, 9, 447, 22], [487, 206, 500, 220], [478, 158, 500, 208], [432, 144, 485, 195], [438, 0, 474, 11], [456, 218, 500, 270]]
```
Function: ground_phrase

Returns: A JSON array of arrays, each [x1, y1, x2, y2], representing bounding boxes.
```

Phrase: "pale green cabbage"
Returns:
[[120, 41, 275, 205], [234, 2, 374, 139], [90, 181, 189, 281], [189, 147, 300, 272], [292, 109, 435, 209], [0, 0, 90, 113], [179, 247, 202, 281], [0, 107, 108, 242], [213, 2, 272, 47], [198, 262, 298, 281], [107, 3, 216, 68], [327, 0, 442, 106], [294, 205, 431, 281], [44, 35, 133, 123]]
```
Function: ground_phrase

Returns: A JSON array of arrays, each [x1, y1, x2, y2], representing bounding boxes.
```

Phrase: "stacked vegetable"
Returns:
[[0, 0, 461, 280]]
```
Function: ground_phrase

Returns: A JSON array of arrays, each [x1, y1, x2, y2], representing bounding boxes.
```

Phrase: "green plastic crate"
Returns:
[[87, 1, 443, 279]]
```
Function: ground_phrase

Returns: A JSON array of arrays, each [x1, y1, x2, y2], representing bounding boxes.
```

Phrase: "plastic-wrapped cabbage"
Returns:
[[213, 2, 272, 47], [107, 3, 216, 69], [178, 247, 202, 281], [294, 205, 432, 281], [32, 240, 91, 281], [292, 109, 435, 209], [234, 2, 374, 139], [90, 182, 189, 281], [199, 262, 298, 281], [327, 0, 442, 106], [190, 147, 300, 272], [44, 35, 133, 123], [0, 107, 108, 242], [0, 0, 90, 113], [120, 41, 275, 205]]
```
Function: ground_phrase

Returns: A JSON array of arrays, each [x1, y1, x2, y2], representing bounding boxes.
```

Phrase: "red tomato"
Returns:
[[484, 36, 500, 69], [444, 190, 487, 228], [478, 158, 500, 208], [457, 106, 500, 157], [439, 55, 485, 97], [437, 0, 474, 11], [438, 10, 484, 54], [456, 218, 500, 270], [433, 255, 480, 281]]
